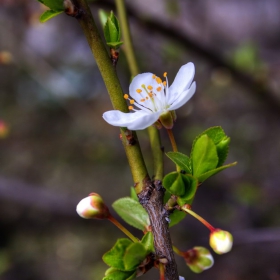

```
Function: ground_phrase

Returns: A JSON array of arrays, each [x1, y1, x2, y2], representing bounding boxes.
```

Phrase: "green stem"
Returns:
[[108, 215, 139, 243], [166, 129, 180, 172], [72, 0, 149, 189], [148, 126, 163, 180], [181, 206, 216, 232], [115, 0, 139, 77]]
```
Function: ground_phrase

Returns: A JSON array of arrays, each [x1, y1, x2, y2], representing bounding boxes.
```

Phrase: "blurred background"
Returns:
[[0, 0, 280, 279]]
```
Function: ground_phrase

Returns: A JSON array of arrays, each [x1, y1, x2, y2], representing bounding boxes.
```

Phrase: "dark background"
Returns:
[[0, 0, 280, 279]]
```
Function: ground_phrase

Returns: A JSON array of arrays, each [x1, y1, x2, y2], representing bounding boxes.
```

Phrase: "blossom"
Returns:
[[209, 229, 233, 254], [103, 62, 196, 130], [76, 193, 110, 219]]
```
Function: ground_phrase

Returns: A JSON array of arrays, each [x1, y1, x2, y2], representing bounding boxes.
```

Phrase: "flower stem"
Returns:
[[159, 262, 165, 280], [107, 214, 139, 243], [181, 206, 216, 232], [172, 245, 184, 257], [166, 129, 180, 172]]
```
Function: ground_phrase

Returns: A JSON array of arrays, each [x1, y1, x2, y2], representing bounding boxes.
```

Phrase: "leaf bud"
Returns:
[[103, 11, 123, 49], [209, 229, 233, 254], [184, 247, 214, 273], [76, 193, 110, 219]]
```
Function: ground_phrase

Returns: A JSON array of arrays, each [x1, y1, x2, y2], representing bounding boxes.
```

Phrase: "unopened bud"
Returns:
[[184, 247, 214, 273], [76, 193, 110, 219], [209, 229, 233, 254]]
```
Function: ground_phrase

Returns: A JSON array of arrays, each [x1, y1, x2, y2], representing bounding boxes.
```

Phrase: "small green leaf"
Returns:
[[141, 232, 154, 254], [216, 136, 230, 167], [38, 0, 64, 11], [103, 268, 136, 280], [112, 197, 150, 231], [169, 209, 186, 227], [196, 162, 237, 183], [191, 126, 230, 167], [39, 10, 63, 23], [103, 239, 132, 270], [163, 172, 186, 197], [191, 135, 219, 177], [163, 172, 197, 204], [103, 11, 122, 48], [123, 243, 147, 270], [99, 9, 110, 27], [166, 152, 192, 174], [130, 187, 138, 201]]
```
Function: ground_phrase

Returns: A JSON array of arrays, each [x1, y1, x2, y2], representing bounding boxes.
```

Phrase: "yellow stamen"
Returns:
[[147, 85, 153, 90], [163, 72, 167, 77], [156, 77, 162, 84], [136, 89, 142, 93], [124, 94, 129, 99], [163, 81, 167, 86], [152, 74, 156, 79], [140, 98, 145, 102], [156, 87, 162, 91], [130, 99, 135, 104], [149, 92, 153, 97], [128, 106, 133, 110]]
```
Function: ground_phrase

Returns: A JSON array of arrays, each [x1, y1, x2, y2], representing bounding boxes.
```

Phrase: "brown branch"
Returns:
[[138, 180, 179, 280]]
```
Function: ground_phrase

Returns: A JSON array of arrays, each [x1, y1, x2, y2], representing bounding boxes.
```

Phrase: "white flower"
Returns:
[[102, 62, 196, 130]]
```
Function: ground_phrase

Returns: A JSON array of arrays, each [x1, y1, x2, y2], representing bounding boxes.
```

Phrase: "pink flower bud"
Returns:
[[209, 229, 233, 254], [184, 247, 214, 273], [76, 193, 110, 219]]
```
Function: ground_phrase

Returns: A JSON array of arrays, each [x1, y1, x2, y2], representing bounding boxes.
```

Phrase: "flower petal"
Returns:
[[129, 72, 155, 103], [129, 72, 163, 112], [103, 110, 160, 130], [167, 62, 195, 104], [168, 82, 196, 111]]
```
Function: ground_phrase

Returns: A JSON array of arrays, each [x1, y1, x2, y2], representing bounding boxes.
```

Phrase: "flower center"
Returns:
[[124, 72, 169, 113]]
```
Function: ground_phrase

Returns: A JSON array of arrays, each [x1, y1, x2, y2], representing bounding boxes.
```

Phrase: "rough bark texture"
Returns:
[[139, 180, 179, 280]]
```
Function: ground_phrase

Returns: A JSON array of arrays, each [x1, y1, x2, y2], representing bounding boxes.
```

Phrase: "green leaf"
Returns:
[[103, 268, 136, 280], [166, 152, 192, 174], [216, 136, 230, 167], [103, 239, 132, 270], [191, 126, 230, 167], [191, 135, 219, 177], [163, 172, 186, 197], [99, 9, 110, 27], [39, 10, 63, 23], [123, 243, 147, 270], [163, 172, 197, 204], [169, 209, 186, 227], [38, 0, 64, 11], [130, 187, 138, 201], [141, 232, 154, 254], [196, 161, 237, 183], [112, 197, 150, 231]]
